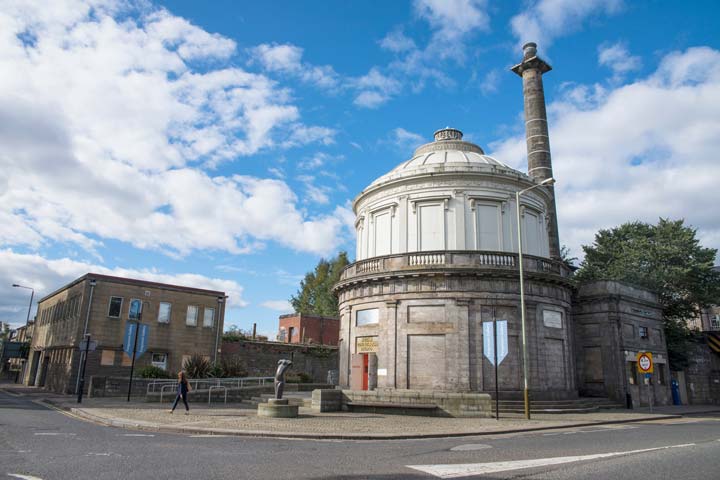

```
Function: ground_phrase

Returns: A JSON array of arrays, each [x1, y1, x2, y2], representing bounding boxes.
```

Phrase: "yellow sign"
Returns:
[[356, 336, 379, 353], [636, 352, 653, 373]]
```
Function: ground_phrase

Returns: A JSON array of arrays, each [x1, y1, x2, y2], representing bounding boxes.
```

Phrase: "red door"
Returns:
[[362, 354, 369, 391]]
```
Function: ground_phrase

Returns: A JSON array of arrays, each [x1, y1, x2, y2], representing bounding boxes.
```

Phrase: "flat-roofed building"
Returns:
[[24, 273, 226, 394]]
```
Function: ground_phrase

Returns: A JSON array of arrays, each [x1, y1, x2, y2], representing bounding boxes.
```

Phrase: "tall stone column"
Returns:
[[512, 42, 561, 260]]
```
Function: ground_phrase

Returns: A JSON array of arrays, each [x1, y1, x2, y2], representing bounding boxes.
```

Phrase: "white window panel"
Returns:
[[158, 302, 171, 324], [203, 307, 215, 328], [419, 203, 444, 251], [374, 211, 392, 256], [476, 203, 501, 250], [186, 305, 198, 326], [523, 209, 541, 256]]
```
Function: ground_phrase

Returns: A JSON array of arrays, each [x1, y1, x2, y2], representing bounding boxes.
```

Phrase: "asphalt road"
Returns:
[[1, 390, 719, 480]]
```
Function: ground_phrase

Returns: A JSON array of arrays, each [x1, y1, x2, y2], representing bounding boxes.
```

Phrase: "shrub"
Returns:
[[286, 371, 312, 383], [220, 356, 248, 378], [182, 353, 212, 378], [138, 365, 173, 379]]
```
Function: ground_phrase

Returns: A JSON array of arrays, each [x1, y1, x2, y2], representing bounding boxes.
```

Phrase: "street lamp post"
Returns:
[[12, 284, 34, 327], [515, 177, 555, 420]]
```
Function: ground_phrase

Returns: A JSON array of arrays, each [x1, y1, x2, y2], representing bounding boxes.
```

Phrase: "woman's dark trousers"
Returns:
[[171, 393, 189, 412]]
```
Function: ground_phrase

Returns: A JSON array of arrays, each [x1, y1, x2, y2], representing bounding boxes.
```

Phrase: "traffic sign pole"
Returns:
[[77, 334, 91, 404], [493, 313, 499, 421], [127, 314, 141, 402]]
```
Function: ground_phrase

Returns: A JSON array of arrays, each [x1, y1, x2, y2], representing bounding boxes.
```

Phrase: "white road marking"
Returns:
[[450, 444, 493, 452], [189, 434, 232, 438], [85, 452, 122, 457], [8, 474, 44, 480], [119, 433, 155, 437], [33, 432, 76, 436], [407, 443, 696, 478]]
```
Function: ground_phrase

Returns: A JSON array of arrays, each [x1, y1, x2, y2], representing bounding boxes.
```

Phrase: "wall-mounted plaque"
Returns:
[[356, 336, 379, 353], [543, 310, 563, 328]]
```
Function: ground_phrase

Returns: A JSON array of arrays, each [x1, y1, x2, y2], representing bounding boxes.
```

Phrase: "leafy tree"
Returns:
[[575, 219, 720, 369], [290, 251, 350, 317]]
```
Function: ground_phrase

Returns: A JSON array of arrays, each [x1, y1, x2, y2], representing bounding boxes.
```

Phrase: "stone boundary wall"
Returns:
[[221, 340, 338, 383], [340, 389, 492, 418], [684, 341, 720, 405], [144, 383, 332, 403]]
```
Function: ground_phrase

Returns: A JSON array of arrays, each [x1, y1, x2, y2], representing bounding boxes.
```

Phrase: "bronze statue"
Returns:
[[274, 359, 293, 399]]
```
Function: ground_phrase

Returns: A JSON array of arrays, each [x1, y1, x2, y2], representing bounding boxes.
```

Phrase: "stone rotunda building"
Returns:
[[334, 44, 672, 410]]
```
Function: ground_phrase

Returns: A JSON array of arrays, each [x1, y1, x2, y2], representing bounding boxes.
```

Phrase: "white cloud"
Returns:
[[489, 46, 720, 260], [510, 0, 623, 49], [0, 249, 247, 326], [249, 43, 339, 89], [379, 29, 417, 53], [296, 175, 332, 205], [478, 69, 500, 95], [352, 67, 402, 108], [261, 300, 293, 312], [0, 1, 346, 259], [391, 127, 425, 152], [414, 0, 490, 50], [598, 42, 641, 80]]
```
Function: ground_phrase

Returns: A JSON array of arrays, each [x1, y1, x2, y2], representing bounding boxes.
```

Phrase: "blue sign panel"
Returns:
[[136, 324, 149, 355], [123, 322, 136, 356], [483, 320, 509, 366]]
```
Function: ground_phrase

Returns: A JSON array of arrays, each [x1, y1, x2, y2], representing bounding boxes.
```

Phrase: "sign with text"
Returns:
[[637, 352, 653, 374], [356, 336, 379, 353], [483, 320, 508, 366], [543, 310, 563, 329]]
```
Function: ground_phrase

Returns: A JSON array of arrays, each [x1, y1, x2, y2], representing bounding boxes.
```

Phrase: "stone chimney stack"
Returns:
[[511, 42, 560, 260]]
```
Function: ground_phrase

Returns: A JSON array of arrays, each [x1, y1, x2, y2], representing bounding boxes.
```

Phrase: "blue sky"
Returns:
[[2, 0, 719, 336]]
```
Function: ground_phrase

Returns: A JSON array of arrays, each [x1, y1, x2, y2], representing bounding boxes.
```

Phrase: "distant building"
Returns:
[[278, 313, 339, 346], [24, 273, 226, 394]]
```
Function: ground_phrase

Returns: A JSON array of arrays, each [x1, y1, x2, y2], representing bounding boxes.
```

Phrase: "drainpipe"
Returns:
[[75, 278, 96, 395], [214, 296, 226, 365]]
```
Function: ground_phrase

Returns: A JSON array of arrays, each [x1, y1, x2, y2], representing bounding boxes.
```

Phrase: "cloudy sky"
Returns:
[[1, 0, 718, 335]]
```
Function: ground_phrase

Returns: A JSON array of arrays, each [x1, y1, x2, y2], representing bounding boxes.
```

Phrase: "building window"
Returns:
[[418, 202, 445, 251], [712, 315, 720, 330], [128, 298, 142, 321], [627, 361, 638, 385], [186, 305, 198, 326], [158, 302, 171, 324], [151, 353, 167, 370], [356, 308, 379, 326], [100, 350, 115, 366], [203, 307, 215, 328], [639, 326, 649, 339], [108, 297, 123, 318], [656, 364, 666, 385], [475, 202, 501, 251]]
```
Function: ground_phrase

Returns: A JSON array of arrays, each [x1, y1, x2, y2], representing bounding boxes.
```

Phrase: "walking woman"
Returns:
[[170, 371, 191, 414]]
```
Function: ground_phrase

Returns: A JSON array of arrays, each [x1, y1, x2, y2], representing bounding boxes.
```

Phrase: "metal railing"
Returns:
[[208, 386, 228, 405], [152, 376, 274, 401], [339, 250, 570, 282]]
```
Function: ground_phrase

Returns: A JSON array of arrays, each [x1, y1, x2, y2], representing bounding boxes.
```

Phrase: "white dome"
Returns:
[[370, 128, 523, 188]]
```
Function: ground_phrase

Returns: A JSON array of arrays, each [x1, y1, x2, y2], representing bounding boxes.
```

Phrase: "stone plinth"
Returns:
[[257, 398, 299, 418], [312, 389, 343, 412]]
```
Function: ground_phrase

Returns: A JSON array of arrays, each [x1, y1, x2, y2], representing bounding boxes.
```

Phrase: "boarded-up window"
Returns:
[[101, 350, 115, 366], [121, 352, 132, 366], [418, 203, 444, 251], [374, 211, 391, 256], [476, 203, 501, 250], [108, 297, 123, 318]]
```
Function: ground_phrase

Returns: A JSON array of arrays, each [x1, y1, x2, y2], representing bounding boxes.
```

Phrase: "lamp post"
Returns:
[[515, 177, 555, 420], [75, 279, 97, 395], [12, 284, 34, 328]]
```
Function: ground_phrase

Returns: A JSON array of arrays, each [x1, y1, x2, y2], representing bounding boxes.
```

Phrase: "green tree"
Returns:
[[290, 251, 350, 317], [575, 219, 720, 369]]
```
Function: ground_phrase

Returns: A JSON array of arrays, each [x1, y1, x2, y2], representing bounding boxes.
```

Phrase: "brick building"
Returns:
[[24, 273, 226, 394], [278, 313, 339, 346]]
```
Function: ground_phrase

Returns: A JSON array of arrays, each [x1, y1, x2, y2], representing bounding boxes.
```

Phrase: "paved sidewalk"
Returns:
[[3, 384, 719, 440]]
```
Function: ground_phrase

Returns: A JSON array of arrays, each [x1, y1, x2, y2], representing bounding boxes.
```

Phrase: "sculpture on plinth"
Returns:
[[274, 358, 293, 400]]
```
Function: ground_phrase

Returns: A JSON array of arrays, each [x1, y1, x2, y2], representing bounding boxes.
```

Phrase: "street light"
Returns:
[[515, 177, 555, 420], [12, 284, 34, 327]]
